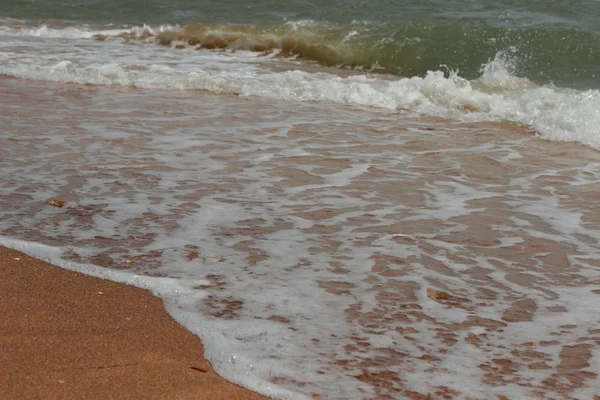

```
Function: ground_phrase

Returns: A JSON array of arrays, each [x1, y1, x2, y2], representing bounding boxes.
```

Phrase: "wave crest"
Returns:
[[3, 17, 600, 86]]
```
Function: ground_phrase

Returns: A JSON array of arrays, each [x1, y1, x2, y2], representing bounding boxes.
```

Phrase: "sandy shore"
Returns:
[[0, 246, 270, 400]]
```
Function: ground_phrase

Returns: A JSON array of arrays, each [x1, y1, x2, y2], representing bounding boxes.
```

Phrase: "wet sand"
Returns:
[[0, 246, 270, 400]]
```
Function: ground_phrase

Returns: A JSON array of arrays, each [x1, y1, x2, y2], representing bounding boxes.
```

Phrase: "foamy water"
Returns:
[[2, 76, 600, 399]]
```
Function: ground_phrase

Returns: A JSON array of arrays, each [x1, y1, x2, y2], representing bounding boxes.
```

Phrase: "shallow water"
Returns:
[[2, 77, 600, 399]]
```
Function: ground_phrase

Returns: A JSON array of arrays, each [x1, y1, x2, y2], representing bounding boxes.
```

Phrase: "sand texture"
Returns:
[[0, 246, 270, 400]]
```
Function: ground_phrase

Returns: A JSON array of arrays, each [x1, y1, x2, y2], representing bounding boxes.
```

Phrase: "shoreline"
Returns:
[[0, 246, 271, 400]]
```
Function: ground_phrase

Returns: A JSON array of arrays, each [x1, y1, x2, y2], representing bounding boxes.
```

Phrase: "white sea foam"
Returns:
[[0, 19, 178, 40], [0, 237, 207, 298]]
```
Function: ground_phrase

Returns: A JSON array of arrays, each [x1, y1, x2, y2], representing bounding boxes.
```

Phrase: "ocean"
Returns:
[[1, 0, 600, 398]]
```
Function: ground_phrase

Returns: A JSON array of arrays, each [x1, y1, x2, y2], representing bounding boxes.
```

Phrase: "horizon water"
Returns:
[[2, 1, 600, 398]]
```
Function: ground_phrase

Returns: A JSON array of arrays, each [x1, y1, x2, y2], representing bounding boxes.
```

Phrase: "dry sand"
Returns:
[[0, 246, 270, 400]]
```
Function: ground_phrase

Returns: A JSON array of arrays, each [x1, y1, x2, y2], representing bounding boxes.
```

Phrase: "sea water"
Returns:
[[1, 1, 600, 398]]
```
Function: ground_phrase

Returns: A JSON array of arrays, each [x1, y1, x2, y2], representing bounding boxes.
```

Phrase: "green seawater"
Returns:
[[2, 0, 600, 88]]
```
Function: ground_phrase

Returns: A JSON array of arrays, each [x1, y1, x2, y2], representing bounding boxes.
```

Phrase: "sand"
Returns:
[[0, 246, 270, 400]]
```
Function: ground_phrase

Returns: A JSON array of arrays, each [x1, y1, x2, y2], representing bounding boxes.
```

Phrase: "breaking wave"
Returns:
[[1, 17, 599, 150], [2, 17, 600, 87]]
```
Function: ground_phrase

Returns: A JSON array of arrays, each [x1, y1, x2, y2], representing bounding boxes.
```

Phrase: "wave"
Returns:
[[2, 44, 599, 151], [1, 17, 599, 151], [2, 18, 600, 88]]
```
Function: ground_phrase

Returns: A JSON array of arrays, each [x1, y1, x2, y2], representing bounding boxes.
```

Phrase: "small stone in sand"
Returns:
[[47, 199, 65, 208], [427, 287, 452, 300]]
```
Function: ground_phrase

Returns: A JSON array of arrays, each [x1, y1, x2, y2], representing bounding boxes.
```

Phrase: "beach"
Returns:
[[2, 1, 600, 397], [0, 245, 269, 400]]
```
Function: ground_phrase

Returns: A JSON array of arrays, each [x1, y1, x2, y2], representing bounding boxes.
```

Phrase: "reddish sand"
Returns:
[[0, 246, 270, 400]]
